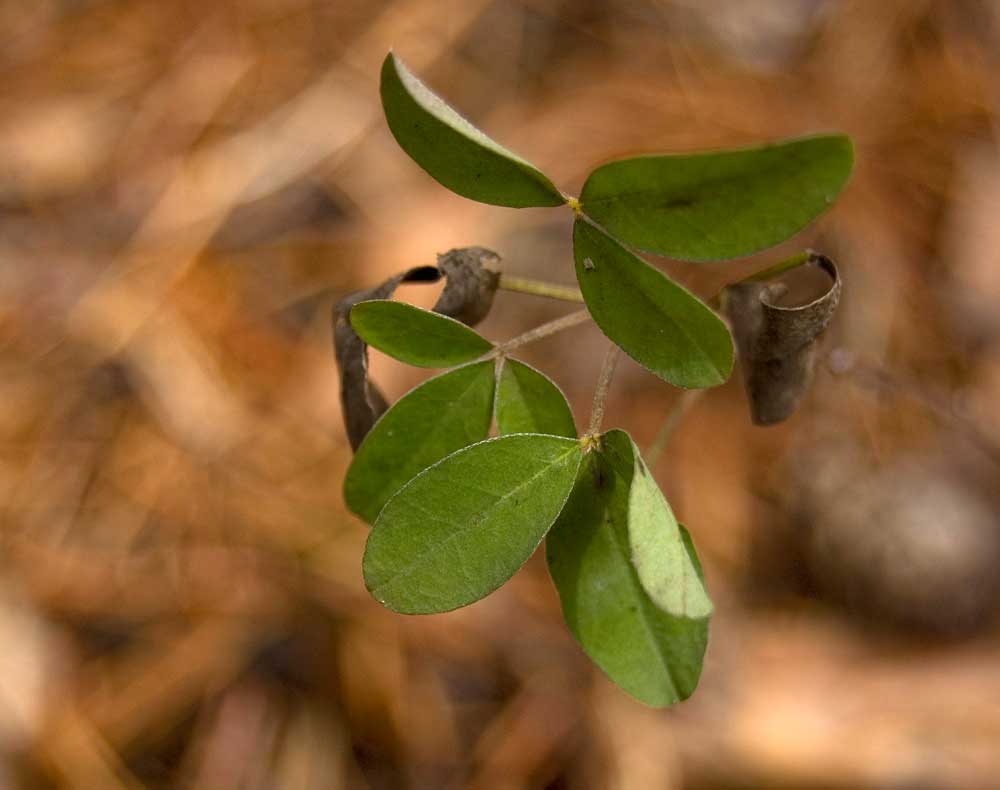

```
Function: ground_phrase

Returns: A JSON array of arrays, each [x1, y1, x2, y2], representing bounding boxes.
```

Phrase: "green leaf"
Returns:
[[546, 430, 710, 706], [496, 359, 576, 438], [364, 434, 582, 614], [344, 361, 496, 523], [573, 219, 734, 389], [350, 300, 494, 368], [580, 134, 854, 260], [380, 52, 565, 208]]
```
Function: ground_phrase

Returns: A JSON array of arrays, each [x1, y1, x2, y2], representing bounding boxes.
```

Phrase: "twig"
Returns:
[[708, 249, 817, 309], [645, 389, 703, 467], [494, 309, 591, 354], [498, 275, 585, 303], [587, 344, 621, 436], [743, 249, 815, 283]]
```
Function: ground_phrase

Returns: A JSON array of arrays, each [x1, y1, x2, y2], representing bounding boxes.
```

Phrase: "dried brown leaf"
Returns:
[[431, 246, 501, 326], [333, 248, 500, 450], [723, 254, 841, 425]]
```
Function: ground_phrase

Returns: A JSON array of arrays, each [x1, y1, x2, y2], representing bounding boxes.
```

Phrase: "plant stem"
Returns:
[[709, 250, 816, 308], [744, 249, 815, 283], [587, 344, 621, 436], [645, 389, 702, 467], [498, 275, 585, 303], [495, 309, 591, 354]]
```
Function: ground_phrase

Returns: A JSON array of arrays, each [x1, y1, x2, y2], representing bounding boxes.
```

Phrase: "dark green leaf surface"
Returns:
[[380, 52, 565, 208], [343, 361, 495, 524], [350, 300, 494, 368], [546, 430, 710, 706], [573, 220, 734, 389], [580, 134, 854, 260], [364, 434, 582, 614], [496, 359, 576, 438]]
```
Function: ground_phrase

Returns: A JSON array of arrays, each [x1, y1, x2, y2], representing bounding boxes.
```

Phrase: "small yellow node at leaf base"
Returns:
[[566, 196, 583, 216], [579, 434, 602, 453]]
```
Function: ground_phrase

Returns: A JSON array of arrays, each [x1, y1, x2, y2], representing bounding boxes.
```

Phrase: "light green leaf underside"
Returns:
[[343, 361, 495, 524], [496, 359, 576, 438], [573, 219, 734, 389], [350, 300, 494, 368], [546, 430, 710, 707], [629, 452, 713, 619], [365, 434, 582, 614], [380, 52, 565, 208], [580, 134, 854, 260]]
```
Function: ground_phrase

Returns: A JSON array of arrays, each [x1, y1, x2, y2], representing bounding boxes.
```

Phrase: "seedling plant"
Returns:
[[335, 52, 852, 707]]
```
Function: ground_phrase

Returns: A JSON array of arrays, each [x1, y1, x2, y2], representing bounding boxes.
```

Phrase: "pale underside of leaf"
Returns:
[[628, 451, 713, 620]]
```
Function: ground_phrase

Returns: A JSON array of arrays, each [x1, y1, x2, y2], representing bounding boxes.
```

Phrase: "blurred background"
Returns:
[[4, 0, 1000, 787]]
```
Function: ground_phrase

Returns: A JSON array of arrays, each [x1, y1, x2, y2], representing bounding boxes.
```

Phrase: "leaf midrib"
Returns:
[[585, 230, 727, 382], [389, 54, 559, 196], [370, 441, 579, 600], [386, 320, 491, 363], [600, 477, 683, 702], [359, 363, 494, 514], [580, 145, 842, 209], [356, 306, 491, 364]]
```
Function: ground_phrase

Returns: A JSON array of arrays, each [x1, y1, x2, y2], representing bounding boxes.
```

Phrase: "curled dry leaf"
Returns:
[[723, 254, 841, 425], [333, 247, 500, 450], [334, 265, 439, 450], [431, 246, 501, 326]]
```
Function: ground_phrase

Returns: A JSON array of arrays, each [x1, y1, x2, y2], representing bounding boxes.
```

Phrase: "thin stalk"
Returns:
[[587, 344, 621, 436], [645, 389, 702, 467], [744, 249, 815, 282], [498, 275, 585, 303], [708, 250, 816, 309], [494, 309, 591, 355]]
